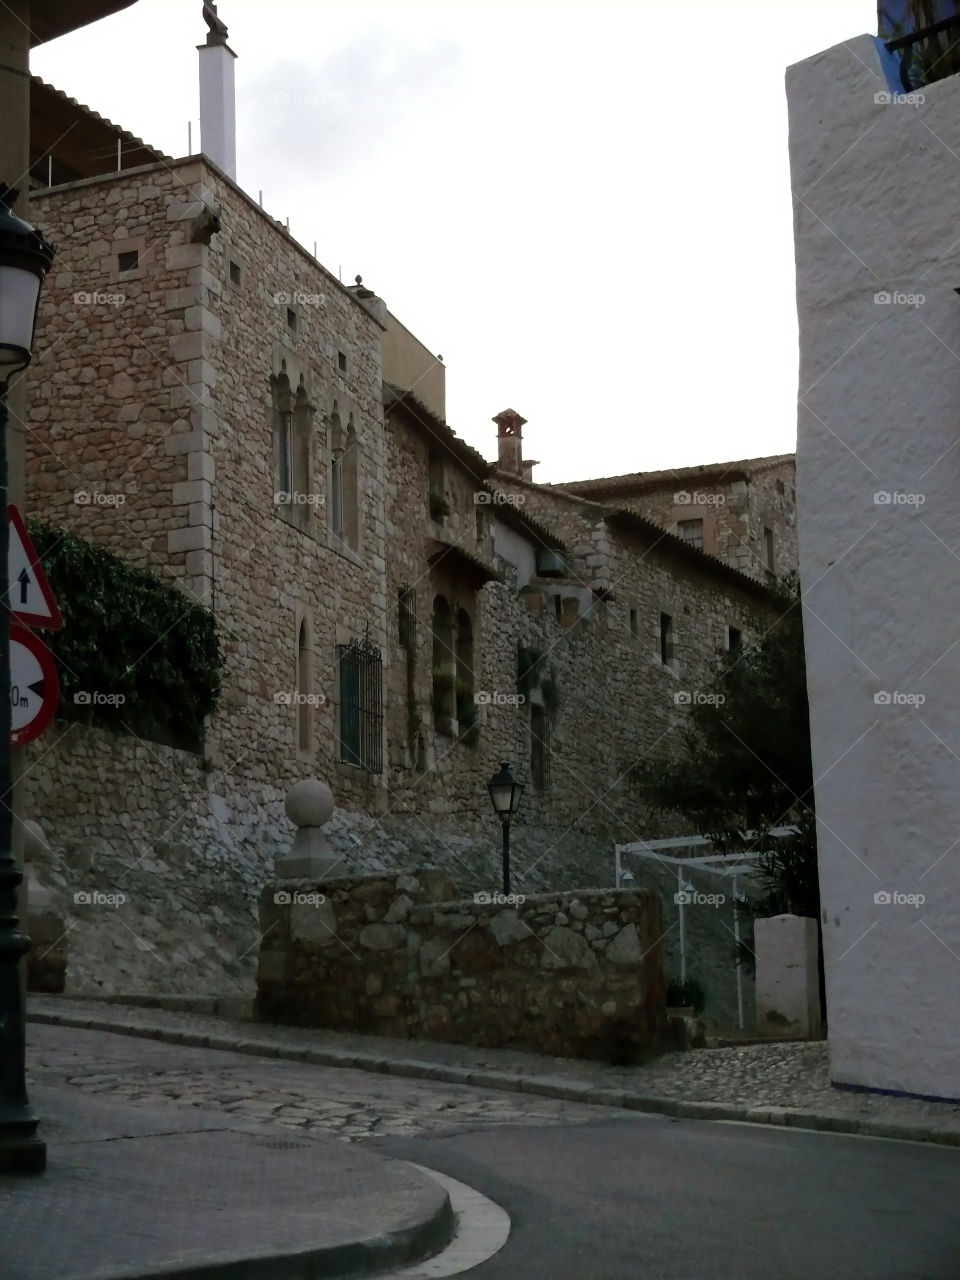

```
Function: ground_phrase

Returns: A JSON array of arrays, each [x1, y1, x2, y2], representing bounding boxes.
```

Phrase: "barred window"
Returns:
[[337, 636, 382, 772]]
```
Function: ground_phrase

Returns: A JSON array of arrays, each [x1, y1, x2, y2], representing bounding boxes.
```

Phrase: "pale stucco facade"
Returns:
[[789, 33, 960, 1099]]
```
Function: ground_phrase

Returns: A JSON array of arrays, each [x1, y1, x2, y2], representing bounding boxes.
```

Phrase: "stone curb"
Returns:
[[29, 1009, 960, 1152], [99, 1194, 455, 1280]]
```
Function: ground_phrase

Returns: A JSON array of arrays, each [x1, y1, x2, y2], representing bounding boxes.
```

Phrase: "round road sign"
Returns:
[[10, 624, 59, 748]]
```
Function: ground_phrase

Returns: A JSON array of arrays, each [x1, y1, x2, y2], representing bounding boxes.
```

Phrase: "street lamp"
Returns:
[[0, 185, 55, 1176], [487, 761, 524, 895]]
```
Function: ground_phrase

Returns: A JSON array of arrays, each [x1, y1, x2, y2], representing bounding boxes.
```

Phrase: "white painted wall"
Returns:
[[788, 36, 960, 1099], [492, 518, 538, 588]]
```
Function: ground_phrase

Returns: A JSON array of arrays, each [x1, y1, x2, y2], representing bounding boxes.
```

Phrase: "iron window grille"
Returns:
[[337, 634, 383, 772]]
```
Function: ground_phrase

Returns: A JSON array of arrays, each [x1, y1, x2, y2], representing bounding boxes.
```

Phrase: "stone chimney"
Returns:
[[198, 1, 237, 181], [494, 409, 527, 477]]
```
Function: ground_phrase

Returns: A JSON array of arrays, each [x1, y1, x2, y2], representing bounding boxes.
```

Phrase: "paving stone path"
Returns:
[[29, 1022, 621, 1142], [28, 996, 960, 1143]]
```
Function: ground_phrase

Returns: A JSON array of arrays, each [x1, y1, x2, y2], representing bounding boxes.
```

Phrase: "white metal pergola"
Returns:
[[614, 828, 798, 1030]]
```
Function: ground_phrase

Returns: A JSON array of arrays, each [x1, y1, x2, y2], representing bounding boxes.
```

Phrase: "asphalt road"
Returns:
[[374, 1114, 960, 1279]]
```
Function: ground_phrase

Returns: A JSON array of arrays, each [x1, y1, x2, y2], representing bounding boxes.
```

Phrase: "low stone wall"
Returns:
[[256, 872, 668, 1062]]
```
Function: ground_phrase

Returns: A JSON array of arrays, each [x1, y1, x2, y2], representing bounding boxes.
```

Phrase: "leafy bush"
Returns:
[[28, 521, 225, 751]]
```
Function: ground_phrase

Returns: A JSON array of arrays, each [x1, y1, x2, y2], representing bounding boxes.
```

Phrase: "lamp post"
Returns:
[[487, 761, 524, 896], [0, 185, 55, 1176]]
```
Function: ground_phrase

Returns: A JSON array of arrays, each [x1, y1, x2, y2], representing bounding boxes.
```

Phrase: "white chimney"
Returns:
[[197, 2, 237, 181]]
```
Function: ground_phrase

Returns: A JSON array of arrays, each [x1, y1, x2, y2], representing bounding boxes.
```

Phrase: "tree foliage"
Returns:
[[630, 573, 818, 920]]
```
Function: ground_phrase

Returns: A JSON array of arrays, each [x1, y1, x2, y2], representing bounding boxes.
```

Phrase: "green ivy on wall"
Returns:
[[28, 521, 225, 752]]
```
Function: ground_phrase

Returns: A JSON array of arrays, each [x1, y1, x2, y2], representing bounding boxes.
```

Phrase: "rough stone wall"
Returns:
[[625, 461, 798, 582], [26, 167, 201, 574], [256, 871, 667, 1060], [27, 159, 390, 816]]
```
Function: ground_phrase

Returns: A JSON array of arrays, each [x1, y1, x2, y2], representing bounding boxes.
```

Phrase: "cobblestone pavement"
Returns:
[[29, 995, 960, 1140], [28, 1022, 624, 1142]]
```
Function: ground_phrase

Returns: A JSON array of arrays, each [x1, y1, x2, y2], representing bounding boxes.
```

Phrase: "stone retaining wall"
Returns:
[[256, 872, 667, 1061]]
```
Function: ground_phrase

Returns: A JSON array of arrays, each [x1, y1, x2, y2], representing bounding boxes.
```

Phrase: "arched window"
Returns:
[[272, 368, 293, 502], [329, 403, 343, 537], [297, 618, 311, 751], [432, 595, 455, 731], [292, 376, 313, 527], [455, 609, 478, 746], [342, 416, 359, 549]]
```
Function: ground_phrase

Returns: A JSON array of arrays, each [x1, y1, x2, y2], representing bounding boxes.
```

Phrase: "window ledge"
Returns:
[[329, 534, 362, 566]]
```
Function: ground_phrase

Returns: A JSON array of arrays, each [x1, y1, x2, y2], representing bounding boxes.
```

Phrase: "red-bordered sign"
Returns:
[[10, 624, 59, 748], [8, 505, 63, 629]]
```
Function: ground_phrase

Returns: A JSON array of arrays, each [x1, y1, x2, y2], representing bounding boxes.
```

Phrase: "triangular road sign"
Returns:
[[7, 505, 63, 629]]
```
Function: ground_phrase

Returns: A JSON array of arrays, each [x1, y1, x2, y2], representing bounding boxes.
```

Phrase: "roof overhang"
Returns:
[[426, 538, 500, 587], [30, 0, 139, 46]]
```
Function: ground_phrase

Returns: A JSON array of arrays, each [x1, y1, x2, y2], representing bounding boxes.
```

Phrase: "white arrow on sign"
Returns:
[[7, 505, 62, 629]]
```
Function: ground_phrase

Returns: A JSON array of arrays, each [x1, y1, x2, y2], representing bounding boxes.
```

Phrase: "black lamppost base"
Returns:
[[0, 1134, 46, 1175]]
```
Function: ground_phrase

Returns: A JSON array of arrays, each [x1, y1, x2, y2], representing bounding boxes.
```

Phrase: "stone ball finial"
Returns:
[[285, 779, 334, 829], [355, 274, 363, 285], [22, 820, 49, 863]]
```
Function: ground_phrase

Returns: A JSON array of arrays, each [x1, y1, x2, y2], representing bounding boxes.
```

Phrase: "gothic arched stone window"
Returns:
[[272, 367, 293, 502], [342, 415, 359, 550], [432, 595, 455, 732]]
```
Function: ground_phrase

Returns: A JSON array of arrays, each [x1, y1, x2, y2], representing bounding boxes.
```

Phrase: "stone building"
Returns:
[[544, 453, 797, 583], [17, 60, 790, 1026]]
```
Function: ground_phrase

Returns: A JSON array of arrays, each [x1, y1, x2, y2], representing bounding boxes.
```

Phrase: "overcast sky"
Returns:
[[32, 0, 877, 482]]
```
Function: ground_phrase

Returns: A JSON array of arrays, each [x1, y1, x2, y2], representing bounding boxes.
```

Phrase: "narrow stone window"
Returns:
[[677, 518, 704, 550], [727, 625, 742, 653], [432, 595, 455, 733], [660, 613, 675, 665], [455, 609, 477, 746], [763, 526, 775, 574], [272, 370, 293, 503], [342, 418, 359, 549], [629, 607, 638, 637], [229, 260, 242, 287], [291, 378, 313, 527], [554, 594, 562, 622], [297, 619, 311, 751], [286, 306, 298, 333], [338, 350, 348, 373], [428, 452, 447, 522], [531, 703, 549, 790], [329, 405, 344, 537], [118, 249, 139, 273]]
